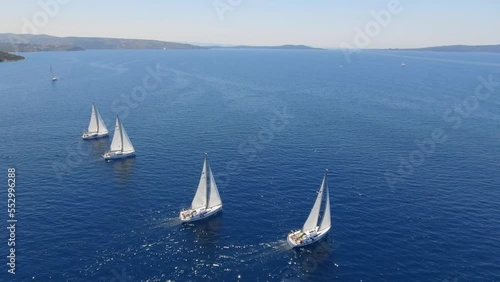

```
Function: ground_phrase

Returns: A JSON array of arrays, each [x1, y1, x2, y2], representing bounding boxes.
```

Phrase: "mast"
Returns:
[[207, 156, 222, 208], [191, 155, 208, 209], [205, 153, 209, 208], [109, 117, 122, 152], [319, 170, 331, 231], [302, 171, 326, 232], [88, 104, 97, 133], [118, 116, 124, 152], [94, 103, 99, 133]]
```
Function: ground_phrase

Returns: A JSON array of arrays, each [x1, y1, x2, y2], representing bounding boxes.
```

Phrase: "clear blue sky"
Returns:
[[1, 0, 499, 48]]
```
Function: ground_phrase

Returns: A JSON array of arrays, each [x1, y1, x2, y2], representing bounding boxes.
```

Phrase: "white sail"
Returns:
[[302, 176, 325, 232], [207, 165, 222, 208], [120, 121, 134, 152], [87, 104, 98, 133], [109, 117, 134, 152], [319, 180, 331, 231], [96, 107, 108, 134], [110, 118, 122, 151], [191, 158, 208, 209]]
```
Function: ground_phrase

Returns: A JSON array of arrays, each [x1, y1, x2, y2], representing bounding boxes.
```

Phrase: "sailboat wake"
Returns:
[[157, 217, 182, 228], [260, 240, 292, 252], [223, 239, 291, 266]]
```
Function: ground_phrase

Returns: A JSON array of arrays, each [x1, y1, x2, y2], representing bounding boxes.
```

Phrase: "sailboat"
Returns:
[[401, 62, 407, 67], [287, 171, 331, 248], [103, 116, 135, 160], [180, 154, 223, 223], [82, 103, 109, 140], [50, 64, 58, 81]]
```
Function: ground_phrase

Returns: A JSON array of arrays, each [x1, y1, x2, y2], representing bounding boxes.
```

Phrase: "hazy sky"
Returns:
[[1, 0, 499, 48]]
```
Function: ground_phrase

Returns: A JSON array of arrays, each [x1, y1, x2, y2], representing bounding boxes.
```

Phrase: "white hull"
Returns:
[[180, 204, 222, 223], [287, 226, 331, 248], [82, 132, 108, 140], [103, 150, 135, 160]]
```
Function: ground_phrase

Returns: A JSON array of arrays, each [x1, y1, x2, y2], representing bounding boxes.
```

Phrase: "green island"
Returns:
[[0, 50, 24, 62]]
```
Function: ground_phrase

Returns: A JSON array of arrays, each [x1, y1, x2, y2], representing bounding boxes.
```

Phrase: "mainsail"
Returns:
[[110, 118, 123, 151], [319, 180, 331, 231], [50, 64, 55, 77], [96, 107, 108, 134], [109, 116, 134, 152], [207, 165, 222, 208], [191, 158, 208, 209], [87, 103, 108, 134], [120, 121, 134, 152], [88, 104, 98, 133], [302, 175, 326, 232]]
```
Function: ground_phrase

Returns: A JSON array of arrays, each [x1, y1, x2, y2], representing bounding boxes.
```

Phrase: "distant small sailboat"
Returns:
[[50, 64, 58, 81], [180, 154, 223, 222], [82, 103, 109, 140], [401, 62, 406, 67], [103, 116, 135, 160], [287, 171, 331, 248]]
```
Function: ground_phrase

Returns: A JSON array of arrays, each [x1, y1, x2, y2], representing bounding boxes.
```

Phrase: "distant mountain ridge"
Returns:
[[0, 42, 83, 52], [1, 33, 498, 54], [0, 33, 203, 51], [0, 33, 321, 52]]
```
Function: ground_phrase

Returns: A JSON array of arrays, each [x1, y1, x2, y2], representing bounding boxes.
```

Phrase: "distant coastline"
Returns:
[[0, 33, 203, 52], [0, 33, 321, 53], [210, 44, 324, 50], [1, 33, 498, 54], [386, 44, 500, 53]]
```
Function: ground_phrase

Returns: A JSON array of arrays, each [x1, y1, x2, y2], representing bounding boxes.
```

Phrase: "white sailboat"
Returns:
[[180, 154, 223, 223], [50, 64, 58, 81], [82, 103, 109, 140], [287, 171, 331, 248], [401, 61, 407, 67], [103, 116, 135, 160]]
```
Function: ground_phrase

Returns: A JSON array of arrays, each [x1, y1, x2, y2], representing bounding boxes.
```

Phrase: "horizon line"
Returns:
[[2, 32, 500, 51]]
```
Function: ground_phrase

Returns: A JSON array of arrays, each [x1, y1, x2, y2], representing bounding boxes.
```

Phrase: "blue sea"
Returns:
[[1, 48, 500, 281]]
